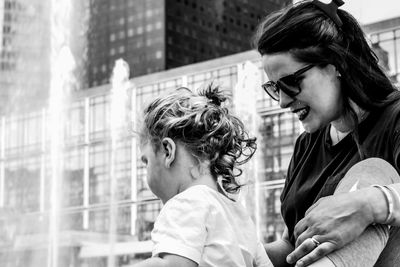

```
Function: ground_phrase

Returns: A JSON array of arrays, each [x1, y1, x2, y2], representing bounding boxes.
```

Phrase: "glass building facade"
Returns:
[[364, 17, 400, 84], [0, 14, 399, 267]]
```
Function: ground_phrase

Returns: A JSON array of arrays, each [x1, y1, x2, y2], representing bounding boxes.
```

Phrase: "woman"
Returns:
[[253, 0, 400, 266]]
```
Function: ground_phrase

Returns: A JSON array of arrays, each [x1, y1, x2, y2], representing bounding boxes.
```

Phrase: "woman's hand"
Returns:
[[286, 189, 375, 266]]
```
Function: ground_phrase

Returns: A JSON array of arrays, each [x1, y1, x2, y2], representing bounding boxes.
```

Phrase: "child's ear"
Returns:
[[161, 137, 176, 168]]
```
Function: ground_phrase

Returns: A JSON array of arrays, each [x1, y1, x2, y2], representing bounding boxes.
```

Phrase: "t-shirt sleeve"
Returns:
[[151, 193, 209, 264], [253, 241, 274, 267]]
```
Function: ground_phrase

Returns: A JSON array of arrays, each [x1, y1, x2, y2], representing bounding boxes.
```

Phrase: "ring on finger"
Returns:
[[310, 236, 321, 247]]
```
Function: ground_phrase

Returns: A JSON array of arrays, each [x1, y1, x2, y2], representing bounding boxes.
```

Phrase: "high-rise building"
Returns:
[[0, 0, 290, 113], [0, 0, 89, 115], [0, 0, 50, 114], [87, 0, 291, 87]]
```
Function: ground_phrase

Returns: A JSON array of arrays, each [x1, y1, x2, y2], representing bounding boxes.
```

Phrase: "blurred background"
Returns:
[[0, 0, 399, 266]]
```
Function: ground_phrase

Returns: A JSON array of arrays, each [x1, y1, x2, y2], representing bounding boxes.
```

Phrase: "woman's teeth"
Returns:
[[295, 108, 309, 121]]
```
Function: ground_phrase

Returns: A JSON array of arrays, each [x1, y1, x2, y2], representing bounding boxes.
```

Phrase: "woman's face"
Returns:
[[262, 52, 343, 133]]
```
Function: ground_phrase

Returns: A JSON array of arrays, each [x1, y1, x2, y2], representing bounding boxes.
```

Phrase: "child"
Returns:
[[133, 85, 272, 267]]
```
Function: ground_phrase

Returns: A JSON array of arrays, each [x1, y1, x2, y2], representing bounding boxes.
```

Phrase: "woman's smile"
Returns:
[[292, 106, 310, 121]]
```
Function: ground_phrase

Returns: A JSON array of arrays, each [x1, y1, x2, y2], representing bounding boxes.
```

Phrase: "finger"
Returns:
[[286, 237, 318, 264], [295, 228, 315, 248], [294, 217, 309, 241], [294, 241, 336, 267]]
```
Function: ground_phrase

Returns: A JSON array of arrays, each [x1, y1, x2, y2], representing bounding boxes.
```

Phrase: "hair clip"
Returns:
[[312, 0, 344, 27]]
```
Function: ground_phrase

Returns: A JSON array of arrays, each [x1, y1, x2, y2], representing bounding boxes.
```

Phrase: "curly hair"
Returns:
[[141, 84, 257, 194]]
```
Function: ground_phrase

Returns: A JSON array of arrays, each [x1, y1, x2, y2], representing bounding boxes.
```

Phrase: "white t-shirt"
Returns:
[[151, 185, 272, 267]]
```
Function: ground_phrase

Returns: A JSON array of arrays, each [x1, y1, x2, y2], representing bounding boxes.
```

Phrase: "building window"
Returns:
[[119, 18, 125, 25], [110, 48, 116, 56], [146, 24, 153, 32], [118, 31, 125, 39], [154, 8, 162, 15], [137, 26, 143, 34], [110, 33, 116, 42], [156, 51, 162, 59], [119, 46, 125, 53], [155, 21, 162, 30], [167, 22, 173, 30], [89, 95, 110, 140], [128, 28, 134, 37]]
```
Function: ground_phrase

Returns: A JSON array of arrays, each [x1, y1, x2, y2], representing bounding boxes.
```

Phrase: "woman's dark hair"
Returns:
[[141, 85, 257, 194], [253, 1, 400, 157]]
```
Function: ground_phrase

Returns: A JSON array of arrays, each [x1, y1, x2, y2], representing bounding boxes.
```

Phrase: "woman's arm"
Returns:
[[264, 227, 294, 267], [287, 158, 400, 266]]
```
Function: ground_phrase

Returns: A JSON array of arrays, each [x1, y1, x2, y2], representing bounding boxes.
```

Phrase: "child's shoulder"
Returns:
[[159, 185, 216, 221], [174, 185, 216, 202], [164, 185, 223, 211]]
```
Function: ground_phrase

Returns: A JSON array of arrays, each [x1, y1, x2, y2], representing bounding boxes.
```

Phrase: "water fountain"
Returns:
[[48, 0, 75, 265], [108, 59, 131, 267]]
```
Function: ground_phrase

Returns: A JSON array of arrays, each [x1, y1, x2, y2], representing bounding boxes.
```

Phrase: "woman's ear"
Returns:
[[161, 137, 176, 168]]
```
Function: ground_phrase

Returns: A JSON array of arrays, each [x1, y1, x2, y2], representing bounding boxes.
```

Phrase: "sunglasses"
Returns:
[[262, 64, 315, 101]]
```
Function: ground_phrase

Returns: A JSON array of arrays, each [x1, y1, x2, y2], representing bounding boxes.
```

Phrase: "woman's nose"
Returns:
[[279, 90, 294, 109]]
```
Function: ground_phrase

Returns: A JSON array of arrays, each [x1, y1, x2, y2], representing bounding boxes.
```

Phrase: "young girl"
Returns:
[[133, 85, 272, 267]]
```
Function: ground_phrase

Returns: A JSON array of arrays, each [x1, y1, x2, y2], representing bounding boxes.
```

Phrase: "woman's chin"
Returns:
[[301, 122, 319, 133]]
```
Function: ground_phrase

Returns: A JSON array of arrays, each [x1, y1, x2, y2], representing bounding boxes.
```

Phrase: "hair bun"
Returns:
[[202, 84, 227, 106]]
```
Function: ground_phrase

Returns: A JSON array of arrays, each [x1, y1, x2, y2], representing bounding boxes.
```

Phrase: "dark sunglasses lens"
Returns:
[[278, 78, 300, 97]]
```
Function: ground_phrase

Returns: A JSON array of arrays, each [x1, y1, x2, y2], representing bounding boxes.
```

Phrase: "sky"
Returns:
[[340, 0, 400, 24]]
